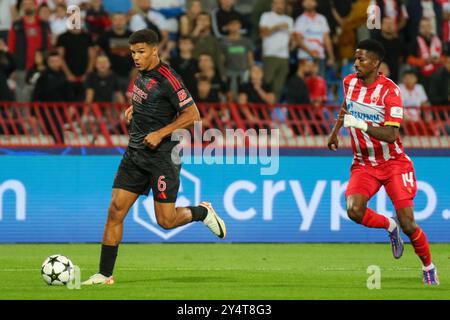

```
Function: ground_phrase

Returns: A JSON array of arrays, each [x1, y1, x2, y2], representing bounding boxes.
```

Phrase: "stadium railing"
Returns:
[[0, 102, 449, 148]]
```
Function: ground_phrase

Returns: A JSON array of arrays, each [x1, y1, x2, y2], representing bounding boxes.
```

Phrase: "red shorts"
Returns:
[[345, 156, 418, 210]]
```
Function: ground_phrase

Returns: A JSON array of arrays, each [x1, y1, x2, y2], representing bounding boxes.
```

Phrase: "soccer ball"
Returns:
[[41, 254, 74, 286]]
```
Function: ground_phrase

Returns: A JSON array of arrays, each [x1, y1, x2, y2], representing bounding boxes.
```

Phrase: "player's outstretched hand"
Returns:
[[125, 105, 133, 124], [327, 134, 339, 151], [144, 131, 163, 150]]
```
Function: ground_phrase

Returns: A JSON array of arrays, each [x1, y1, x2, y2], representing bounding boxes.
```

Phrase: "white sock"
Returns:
[[423, 263, 435, 271], [387, 217, 397, 233]]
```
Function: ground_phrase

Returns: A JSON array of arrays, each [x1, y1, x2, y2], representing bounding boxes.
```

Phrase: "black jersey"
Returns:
[[128, 62, 194, 150]]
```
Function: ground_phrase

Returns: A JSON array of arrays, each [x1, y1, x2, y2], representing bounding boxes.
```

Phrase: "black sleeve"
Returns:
[[163, 76, 195, 112], [55, 33, 66, 48], [238, 83, 250, 94], [86, 33, 95, 47], [32, 73, 45, 101], [84, 73, 96, 89], [112, 74, 120, 92]]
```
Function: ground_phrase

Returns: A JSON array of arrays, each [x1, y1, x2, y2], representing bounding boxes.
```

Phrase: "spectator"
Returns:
[[195, 76, 220, 103], [292, 0, 354, 37], [151, 0, 186, 18], [26, 50, 46, 90], [179, 0, 203, 36], [220, 15, 254, 99], [169, 36, 199, 98], [192, 12, 225, 79], [0, 39, 15, 101], [374, 17, 405, 82], [238, 64, 275, 105], [0, 0, 17, 43], [399, 70, 435, 135], [429, 53, 450, 105], [85, 55, 124, 103], [37, 4, 52, 24], [370, 0, 408, 32], [211, 0, 247, 38], [259, 0, 294, 101], [301, 59, 327, 106], [8, 0, 52, 101], [405, 0, 443, 43], [406, 17, 443, 92], [442, 0, 450, 50], [32, 51, 72, 102], [32, 51, 72, 143], [85, 0, 112, 41], [56, 27, 97, 101], [50, 4, 68, 42], [293, 0, 334, 78], [285, 65, 310, 104], [195, 53, 229, 102], [238, 64, 275, 130], [130, 0, 169, 56], [97, 12, 133, 94], [151, 0, 186, 43], [399, 70, 430, 119], [333, 0, 370, 60]]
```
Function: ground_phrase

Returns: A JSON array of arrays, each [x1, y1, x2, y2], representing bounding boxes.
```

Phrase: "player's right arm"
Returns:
[[327, 100, 347, 151], [125, 105, 133, 124]]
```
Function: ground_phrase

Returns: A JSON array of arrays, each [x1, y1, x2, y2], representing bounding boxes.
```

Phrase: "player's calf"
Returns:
[[396, 213, 417, 236]]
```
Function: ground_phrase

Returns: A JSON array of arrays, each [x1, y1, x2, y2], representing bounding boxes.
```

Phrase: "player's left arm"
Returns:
[[344, 87, 403, 144], [143, 104, 200, 149], [143, 79, 200, 149]]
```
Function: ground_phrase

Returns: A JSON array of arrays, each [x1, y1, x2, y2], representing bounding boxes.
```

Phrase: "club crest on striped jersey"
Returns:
[[370, 93, 380, 104], [177, 89, 187, 102]]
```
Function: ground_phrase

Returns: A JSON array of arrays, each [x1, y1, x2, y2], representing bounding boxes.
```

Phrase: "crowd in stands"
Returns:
[[0, 0, 449, 127]]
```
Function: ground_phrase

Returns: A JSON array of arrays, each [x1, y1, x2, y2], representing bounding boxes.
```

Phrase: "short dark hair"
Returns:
[[402, 69, 418, 78], [356, 39, 385, 62], [129, 29, 159, 46], [47, 50, 60, 58]]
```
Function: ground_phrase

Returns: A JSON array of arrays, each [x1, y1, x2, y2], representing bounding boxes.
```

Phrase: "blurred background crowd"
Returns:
[[0, 0, 449, 113]]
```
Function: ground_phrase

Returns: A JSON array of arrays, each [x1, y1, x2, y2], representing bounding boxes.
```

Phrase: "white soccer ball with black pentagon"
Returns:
[[41, 254, 74, 286]]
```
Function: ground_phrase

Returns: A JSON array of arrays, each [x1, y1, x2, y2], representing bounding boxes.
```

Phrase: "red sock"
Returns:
[[409, 227, 432, 267], [360, 208, 390, 229]]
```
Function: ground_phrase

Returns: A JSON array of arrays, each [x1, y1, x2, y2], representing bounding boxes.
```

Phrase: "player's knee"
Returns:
[[347, 204, 365, 223], [157, 218, 176, 230], [107, 201, 127, 224]]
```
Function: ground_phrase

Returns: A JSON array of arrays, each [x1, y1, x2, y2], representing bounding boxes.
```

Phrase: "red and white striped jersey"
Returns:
[[343, 72, 406, 166]]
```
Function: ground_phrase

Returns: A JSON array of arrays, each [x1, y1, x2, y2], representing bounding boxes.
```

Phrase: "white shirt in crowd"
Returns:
[[259, 11, 293, 59], [130, 10, 169, 33], [150, 0, 185, 10], [399, 83, 429, 122], [50, 15, 68, 37], [0, 0, 17, 31], [293, 12, 330, 59]]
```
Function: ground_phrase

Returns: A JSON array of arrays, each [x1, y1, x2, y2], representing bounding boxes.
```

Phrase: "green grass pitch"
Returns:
[[0, 243, 448, 300]]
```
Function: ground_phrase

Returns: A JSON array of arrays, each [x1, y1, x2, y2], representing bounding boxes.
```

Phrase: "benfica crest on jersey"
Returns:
[[177, 89, 188, 102]]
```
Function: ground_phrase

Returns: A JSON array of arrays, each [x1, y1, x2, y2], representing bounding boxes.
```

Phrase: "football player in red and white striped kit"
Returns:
[[328, 39, 438, 285]]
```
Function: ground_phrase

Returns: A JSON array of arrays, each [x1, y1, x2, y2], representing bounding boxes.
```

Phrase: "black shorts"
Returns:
[[112, 147, 181, 203]]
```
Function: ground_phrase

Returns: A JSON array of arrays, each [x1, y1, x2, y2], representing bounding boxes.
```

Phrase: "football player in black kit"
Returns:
[[83, 29, 227, 285]]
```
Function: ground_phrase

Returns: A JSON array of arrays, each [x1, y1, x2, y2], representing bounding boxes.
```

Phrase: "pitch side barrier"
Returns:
[[0, 102, 449, 149]]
